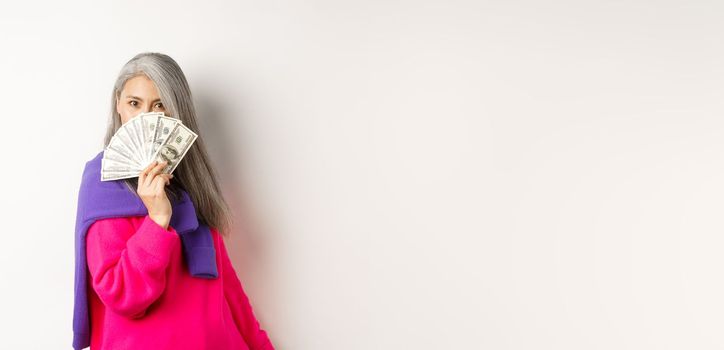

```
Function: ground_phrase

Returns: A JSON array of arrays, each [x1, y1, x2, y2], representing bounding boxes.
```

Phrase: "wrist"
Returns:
[[149, 214, 171, 230]]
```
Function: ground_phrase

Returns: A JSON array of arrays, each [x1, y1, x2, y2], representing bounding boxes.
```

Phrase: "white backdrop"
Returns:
[[2, 0, 724, 349]]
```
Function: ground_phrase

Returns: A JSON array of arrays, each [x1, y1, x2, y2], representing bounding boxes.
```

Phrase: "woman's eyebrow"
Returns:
[[126, 96, 161, 102]]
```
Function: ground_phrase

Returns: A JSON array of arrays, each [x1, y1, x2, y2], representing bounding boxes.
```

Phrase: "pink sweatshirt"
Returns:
[[85, 214, 275, 350]]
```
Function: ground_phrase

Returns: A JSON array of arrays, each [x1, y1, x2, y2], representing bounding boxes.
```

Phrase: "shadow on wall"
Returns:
[[192, 84, 279, 332]]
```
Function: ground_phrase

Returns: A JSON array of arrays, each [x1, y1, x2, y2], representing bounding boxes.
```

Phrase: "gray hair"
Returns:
[[104, 52, 233, 236]]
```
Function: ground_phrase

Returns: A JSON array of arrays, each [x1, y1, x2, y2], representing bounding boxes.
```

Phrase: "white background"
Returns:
[[1, 0, 724, 349]]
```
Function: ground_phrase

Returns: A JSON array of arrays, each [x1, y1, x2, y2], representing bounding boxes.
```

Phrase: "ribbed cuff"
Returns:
[[126, 215, 179, 266]]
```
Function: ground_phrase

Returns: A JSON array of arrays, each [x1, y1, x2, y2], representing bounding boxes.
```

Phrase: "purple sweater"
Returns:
[[72, 150, 218, 349]]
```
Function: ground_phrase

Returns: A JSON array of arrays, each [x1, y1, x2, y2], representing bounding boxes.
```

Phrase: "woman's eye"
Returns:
[[155, 103, 164, 109], [129, 101, 138, 107]]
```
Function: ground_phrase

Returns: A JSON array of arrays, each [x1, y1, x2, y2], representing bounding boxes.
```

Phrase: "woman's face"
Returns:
[[116, 75, 167, 124]]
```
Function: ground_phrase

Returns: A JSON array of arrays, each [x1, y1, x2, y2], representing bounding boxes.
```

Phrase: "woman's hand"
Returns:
[[138, 160, 174, 229]]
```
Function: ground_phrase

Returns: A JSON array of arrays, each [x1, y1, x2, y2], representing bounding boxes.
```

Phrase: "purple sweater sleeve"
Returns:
[[219, 235, 275, 350], [86, 215, 179, 319]]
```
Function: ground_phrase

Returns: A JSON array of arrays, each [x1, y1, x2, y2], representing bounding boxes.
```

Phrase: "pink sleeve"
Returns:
[[86, 214, 179, 319], [219, 234, 275, 350]]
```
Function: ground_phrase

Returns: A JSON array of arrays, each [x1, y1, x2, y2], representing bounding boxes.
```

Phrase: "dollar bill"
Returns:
[[148, 122, 198, 175], [149, 115, 182, 163], [140, 113, 162, 164], [100, 157, 142, 181]]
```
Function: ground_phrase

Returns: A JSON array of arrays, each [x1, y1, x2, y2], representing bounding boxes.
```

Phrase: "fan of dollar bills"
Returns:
[[101, 112, 198, 181]]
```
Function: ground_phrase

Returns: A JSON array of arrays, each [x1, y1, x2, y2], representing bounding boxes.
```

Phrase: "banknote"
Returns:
[[148, 121, 198, 175]]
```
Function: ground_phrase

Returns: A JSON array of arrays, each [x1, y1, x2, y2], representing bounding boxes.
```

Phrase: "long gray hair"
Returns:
[[103, 52, 233, 236]]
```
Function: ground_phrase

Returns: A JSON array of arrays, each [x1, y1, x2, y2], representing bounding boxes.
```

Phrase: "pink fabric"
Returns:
[[85, 214, 274, 350]]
